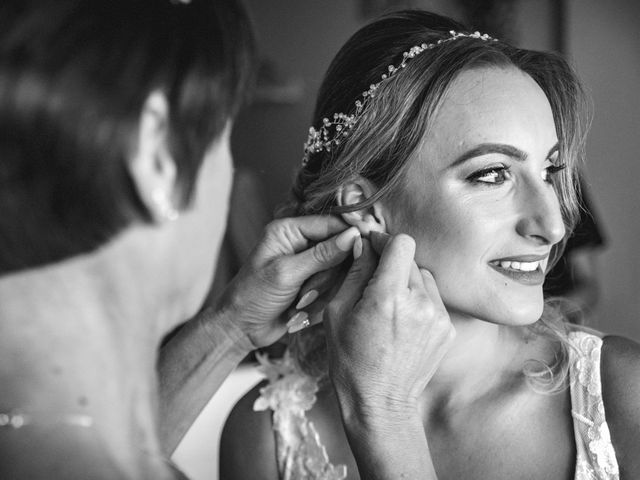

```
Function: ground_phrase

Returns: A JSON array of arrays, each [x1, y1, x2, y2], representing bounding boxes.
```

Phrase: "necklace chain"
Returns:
[[0, 411, 94, 429]]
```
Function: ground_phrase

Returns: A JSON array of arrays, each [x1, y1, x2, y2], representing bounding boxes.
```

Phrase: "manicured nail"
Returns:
[[335, 227, 360, 252], [286, 311, 310, 333], [296, 290, 319, 310], [353, 235, 363, 259]]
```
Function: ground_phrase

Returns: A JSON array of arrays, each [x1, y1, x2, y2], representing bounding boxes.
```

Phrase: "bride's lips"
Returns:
[[489, 254, 549, 286]]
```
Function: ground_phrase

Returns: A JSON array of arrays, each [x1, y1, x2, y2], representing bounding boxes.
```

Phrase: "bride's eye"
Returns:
[[467, 166, 510, 185], [542, 164, 567, 183]]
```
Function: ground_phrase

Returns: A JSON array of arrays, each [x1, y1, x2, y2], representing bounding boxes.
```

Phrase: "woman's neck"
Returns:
[[422, 315, 539, 413], [0, 240, 173, 478]]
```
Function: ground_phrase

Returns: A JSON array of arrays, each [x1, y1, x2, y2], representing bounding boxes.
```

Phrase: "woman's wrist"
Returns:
[[196, 305, 255, 357], [332, 378, 422, 435], [331, 365, 421, 418], [339, 392, 422, 433], [337, 391, 436, 480]]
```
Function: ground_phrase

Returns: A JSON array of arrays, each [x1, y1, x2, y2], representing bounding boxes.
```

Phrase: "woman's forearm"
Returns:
[[157, 307, 254, 454]]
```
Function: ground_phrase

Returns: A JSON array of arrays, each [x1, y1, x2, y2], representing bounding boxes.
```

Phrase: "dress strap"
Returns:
[[253, 350, 347, 480], [568, 331, 620, 479]]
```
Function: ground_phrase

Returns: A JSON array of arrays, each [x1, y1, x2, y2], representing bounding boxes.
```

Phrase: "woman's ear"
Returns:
[[337, 178, 387, 235], [128, 90, 179, 223]]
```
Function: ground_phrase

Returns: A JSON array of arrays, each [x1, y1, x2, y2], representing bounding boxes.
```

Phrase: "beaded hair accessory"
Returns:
[[302, 30, 496, 166]]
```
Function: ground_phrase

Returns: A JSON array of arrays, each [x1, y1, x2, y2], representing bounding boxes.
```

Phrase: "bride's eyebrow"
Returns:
[[449, 143, 528, 168], [449, 142, 560, 168]]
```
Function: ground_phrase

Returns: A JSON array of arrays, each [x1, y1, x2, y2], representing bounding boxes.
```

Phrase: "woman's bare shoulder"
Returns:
[[0, 426, 127, 479], [219, 380, 279, 480], [600, 335, 640, 476], [601, 334, 640, 389]]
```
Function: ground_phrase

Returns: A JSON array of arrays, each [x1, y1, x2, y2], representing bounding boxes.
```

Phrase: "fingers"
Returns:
[[371, 234, 416, 293], [291, 232, 421, 325], [292, 215, 350, 242], [286, 310, 311, 333], [408, 261, 424, 291], [287, 242, 366, 335], [287, 226, 360, 282], [419, 268, 446, 311], [326, 238, 377, 318], [371, 232, 430, 295], [264, 215, 349, 253], [286, 266, 348, 334], [295, 266, 343, 309]]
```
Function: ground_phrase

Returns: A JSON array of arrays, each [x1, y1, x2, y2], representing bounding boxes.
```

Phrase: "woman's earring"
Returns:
[[151, 189, 179, 222]]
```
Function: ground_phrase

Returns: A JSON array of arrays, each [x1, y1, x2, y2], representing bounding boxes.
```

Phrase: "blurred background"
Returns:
[[176, 0, 640, 478]]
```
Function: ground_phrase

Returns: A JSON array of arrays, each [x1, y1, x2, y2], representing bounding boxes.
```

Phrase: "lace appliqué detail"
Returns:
[[253, 351, 347, 480], [568, 332, 620, 479]]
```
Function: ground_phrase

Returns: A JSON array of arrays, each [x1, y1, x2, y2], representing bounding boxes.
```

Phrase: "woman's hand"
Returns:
[[323, 233, 454, 479], [215, 215, 360, 348], [325, 232, 455, 418]]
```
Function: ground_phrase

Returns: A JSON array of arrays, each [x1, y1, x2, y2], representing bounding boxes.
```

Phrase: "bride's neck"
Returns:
[[0, 244, 169, 477], [423, 315, 535, 410]]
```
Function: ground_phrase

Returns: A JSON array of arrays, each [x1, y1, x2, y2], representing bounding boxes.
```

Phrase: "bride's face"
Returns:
[[384, 66, 565, 325]]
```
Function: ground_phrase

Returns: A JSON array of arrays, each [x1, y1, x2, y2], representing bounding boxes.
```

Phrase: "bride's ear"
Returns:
[[337, 178, 387, 235]]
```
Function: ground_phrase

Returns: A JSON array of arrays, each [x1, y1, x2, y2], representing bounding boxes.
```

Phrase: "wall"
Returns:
[[567, 0, 640, 340], [232, 0, 362, 210]]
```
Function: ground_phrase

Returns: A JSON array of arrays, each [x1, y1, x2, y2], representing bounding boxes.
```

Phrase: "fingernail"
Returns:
[[353, 235, 363, 259], [296, 289, 319, 310], [286, 311, 310, 333], [335, 227, 360, 252]]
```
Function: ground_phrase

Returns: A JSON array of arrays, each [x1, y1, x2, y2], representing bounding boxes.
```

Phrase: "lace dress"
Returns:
[[568, 331, 620, 479], [254, 331, 619, 479], [253, 351, 347, 480]]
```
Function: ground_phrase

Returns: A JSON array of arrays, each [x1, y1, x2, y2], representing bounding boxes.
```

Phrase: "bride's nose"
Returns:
[[515, 179, 566, 246]]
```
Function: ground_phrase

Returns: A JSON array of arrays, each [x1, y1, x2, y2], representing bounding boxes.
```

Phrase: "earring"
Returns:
[[151, 189, 179, 222]]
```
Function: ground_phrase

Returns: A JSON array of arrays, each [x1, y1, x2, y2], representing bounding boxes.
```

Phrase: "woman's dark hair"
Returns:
[[0, 0, 255, 273], [286, 10, 590, 390]]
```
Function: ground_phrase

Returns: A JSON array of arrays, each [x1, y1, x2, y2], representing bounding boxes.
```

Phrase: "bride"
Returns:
[[220, 10, 640, 480]]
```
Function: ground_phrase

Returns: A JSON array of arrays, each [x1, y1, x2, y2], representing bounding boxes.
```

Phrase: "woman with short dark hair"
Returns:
[[0, 1, 368, 477]]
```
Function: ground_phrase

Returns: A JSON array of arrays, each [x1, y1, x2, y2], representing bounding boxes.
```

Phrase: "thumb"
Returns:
[[326, 237, 377, 319], [418, 268, 447, 311], [288, 227, 360, 283]]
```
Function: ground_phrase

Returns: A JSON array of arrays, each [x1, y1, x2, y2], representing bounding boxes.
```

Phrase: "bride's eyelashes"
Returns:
[[466, 165, 510, 185], [542, 163, 566, 183], [465, 163, 567, 186]]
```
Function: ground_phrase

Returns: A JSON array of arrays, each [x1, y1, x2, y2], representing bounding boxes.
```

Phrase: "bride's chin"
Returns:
[[496, 303, 545, 327], [446, 301, 544, 328]]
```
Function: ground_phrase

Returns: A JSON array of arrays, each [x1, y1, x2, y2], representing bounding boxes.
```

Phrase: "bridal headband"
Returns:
[[302, 30, 496, 166]]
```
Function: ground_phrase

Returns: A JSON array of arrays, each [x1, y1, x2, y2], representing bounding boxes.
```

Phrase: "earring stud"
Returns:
[[151, 189, 179, 222]]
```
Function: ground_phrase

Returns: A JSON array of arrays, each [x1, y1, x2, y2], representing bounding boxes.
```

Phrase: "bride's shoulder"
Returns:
[[600, 334, 640, 476], [220, 380, 279, 479], [601, 334, 640, 381]]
